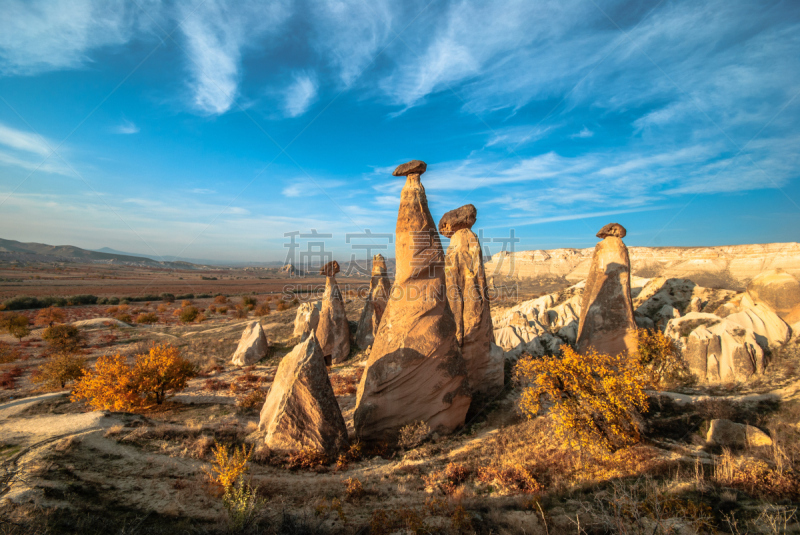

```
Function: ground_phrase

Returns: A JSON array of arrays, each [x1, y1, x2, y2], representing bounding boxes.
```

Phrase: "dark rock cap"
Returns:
[[393, 160, 427, 176], [320, 260, 340, 276], [438, 204, 477, 238], [596, 223, 626, 239]]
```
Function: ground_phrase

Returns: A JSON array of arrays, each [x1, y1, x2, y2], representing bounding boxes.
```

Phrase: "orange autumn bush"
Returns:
[[515, 345, 648, 456], [72, 344, 196, 410], [34, 306, 66, 327], [72, 354, 139, 411]]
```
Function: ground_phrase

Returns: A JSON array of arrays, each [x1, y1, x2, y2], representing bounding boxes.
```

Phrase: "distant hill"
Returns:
[[0, 238, 157, 264], [0, 238, 211, 269]]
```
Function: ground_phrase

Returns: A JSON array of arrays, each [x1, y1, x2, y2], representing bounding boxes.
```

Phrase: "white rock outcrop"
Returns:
[[484, 242, 800, 284], [293, 301, 321, 340]]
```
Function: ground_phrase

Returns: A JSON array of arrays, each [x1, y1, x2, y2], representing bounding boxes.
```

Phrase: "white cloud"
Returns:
[[0, 122, 52, 156], [0, 0, 160, 75], [282, 184, 303, 198], [178, 0, 291, 115], [113, 120, 140, 134], [570, 126, 593, 138], [283, 72, 318, 118], [309, 0, 394, 87]]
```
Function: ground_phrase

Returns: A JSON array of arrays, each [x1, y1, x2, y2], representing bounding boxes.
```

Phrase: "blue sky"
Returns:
[[0, 0, 798, 263]]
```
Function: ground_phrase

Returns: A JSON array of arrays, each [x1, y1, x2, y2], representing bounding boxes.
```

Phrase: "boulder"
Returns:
[[259, 334, 349, 457], [231, 321, 269, 366], [392, 159, 427, 176], [355, 161, 470, 441], [315, 261, 351, 364], [293, 301, 320, 340], [443, 210, 502, 398], [438, 204, 477, 238], [706, 419, 772, 448], [576, 223, 638, 357], [747, 270, 800, 324], [355, 254, 392, 349]]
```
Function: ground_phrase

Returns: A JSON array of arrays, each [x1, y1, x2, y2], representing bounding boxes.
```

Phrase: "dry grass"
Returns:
[[329, 367, 363, 396]]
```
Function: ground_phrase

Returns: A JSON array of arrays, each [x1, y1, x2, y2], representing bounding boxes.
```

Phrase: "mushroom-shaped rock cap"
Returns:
[[438, 204, 477, 238], [320, 260, 340, 276], [596, 223, 626, 239], [392, 160, 427, 176]]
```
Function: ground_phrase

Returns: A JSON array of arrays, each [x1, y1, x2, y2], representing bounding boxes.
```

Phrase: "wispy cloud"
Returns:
[[283, 72, 318, 118], [309, 0, 394, 87], [0, 121, 52, 156], [113, 120, 139, 134], [570, 126, 593, 138], [0, 0, 159, 75], [178, 0, 291, 115], [0, 122, 72, 176], [282, 178, 346, 198]]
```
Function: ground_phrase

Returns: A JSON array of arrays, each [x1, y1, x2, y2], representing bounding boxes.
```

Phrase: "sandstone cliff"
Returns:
[[484, 242, 800, 286]]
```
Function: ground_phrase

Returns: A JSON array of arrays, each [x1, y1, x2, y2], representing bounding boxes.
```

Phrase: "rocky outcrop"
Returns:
[[354, 161, 470, 441], [724, 304, 791, 350], [673, 317, 764, 383], [259, 334, 349, 457], [441, 205, 502, 398], [231, 321, 269, 366], [747, 270, 800, 324], [293, 301, 320, 340], [315, 261, 350, 365], [484, 243, 800, 285], [576, 223, 638, 357], [706, 419, 772, 448], [355, 254, 392, 349]]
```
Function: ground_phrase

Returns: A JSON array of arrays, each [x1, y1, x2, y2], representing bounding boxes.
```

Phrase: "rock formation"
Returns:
[[315, 260, 350, 364], [576, 223, 638, 357], [706, 419, 772, 448], [231, 321, 269, 366], [354, 160, 470, 441], [355, 254, 392, 349], [675, 316, 764, 383], [293, 301, 320, 340], [259, 334, 349, 457], [440, 204, 503, 398], [746, 269, 800, 324], [483, 242, 800, 284]]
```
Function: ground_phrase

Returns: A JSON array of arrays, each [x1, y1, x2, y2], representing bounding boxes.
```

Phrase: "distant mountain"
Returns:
[[1, 238, 156, 264], [0, 238, 207, 269], [94, 247, 285, 267]]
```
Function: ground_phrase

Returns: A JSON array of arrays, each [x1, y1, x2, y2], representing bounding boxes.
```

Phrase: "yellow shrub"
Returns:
[[134, 344, 196, 405], [206, 443, 253, 492], [71, 354, 139, 411], [71, 344, 195, 410], [515, 346, 649, 456], [636, 328, 691, 388]]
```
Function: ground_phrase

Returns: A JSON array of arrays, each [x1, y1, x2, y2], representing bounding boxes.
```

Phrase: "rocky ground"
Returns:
[[1, 282, 799, 534]]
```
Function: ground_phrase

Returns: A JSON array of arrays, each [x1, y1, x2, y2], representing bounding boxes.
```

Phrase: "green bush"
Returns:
[[160, 293, 176, 303], [42, 325, 85, 354], [180, 306, 200, 323], [0, 312, 31, 341], [136, 313, 158, 324]]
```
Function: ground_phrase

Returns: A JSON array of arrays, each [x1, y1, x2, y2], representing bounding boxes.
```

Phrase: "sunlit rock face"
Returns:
[[575, 223, 638, 358], [354, 161, 470, 442]]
